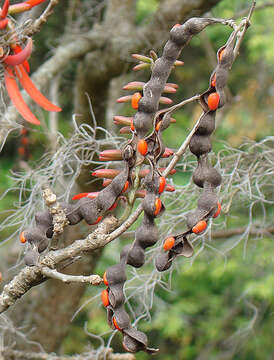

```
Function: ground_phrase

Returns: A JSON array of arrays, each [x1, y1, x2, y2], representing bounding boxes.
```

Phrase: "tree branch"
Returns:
[[41, 267, 102, 285]]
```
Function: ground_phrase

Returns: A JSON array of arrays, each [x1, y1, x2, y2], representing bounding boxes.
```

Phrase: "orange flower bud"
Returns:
[[165, 184, 175, 192], [112, 316, 122, 331], [163, 237, 175, 251], [101, 289, 109, 307], [158, 177, 166, 194], [103, 272, 108, 286], [154, 198, 162, 216], [113, 115, 133, 126], [192, 220, 207, 234], [137, 139, 148, 156], [123, 81, 144, 91], [20, 231, 26, 243], [131, 92, 142, 109], [91, 169, 120, 179], [162, 148, 174, 158], [99, 149, 122, 161], [213, 202, 221, 218], [207, 92, 219, 110]]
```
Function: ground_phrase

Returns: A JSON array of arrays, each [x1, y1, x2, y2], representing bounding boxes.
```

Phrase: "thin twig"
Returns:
[[41, 267, 102, 285], [162, 112, 203, 177], [26, 0, 60, 37]]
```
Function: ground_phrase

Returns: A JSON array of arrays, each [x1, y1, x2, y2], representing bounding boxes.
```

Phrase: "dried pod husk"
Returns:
[[24, 248, 39, 266], [189, 134, 212, 156], [123, 328, 159, 354], [195, 111, 215, 136]]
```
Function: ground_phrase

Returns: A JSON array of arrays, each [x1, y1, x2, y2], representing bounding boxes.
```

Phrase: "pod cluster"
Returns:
[[20, 165, 130, 266], [102, 17, 228, 353], [101, 174, 164, 353], [156, 28, 238, 271]]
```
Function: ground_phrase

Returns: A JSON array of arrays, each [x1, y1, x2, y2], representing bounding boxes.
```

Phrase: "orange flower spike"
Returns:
[[192, 220, 207, 234], [154, 198, 162, 216], [103, 272, 109, 286], [213, 202, 221, 218], [163, 237, 175, 251], [158, 177, 166, 194], [4, 67, 40, 125], [3, 38, 32, 66], [112, 317, 122, 331], [0, 0, 9, 19], [137, 139, 148, 156], [122, 180, 129, 193], [15, 65, 61, 112], [19, 231, 26, 243], [101, 289, 110, 307], [131, 92, 142, 110], [207, 92, 219, 111]]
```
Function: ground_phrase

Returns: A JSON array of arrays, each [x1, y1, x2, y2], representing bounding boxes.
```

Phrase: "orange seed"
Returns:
[[20, 231, 26, 243], [137, 139, 148, 156], [103, 272, 109, 286], [158, 177, 166, 194], [154, 198, 162, 216], [101, 289, 110, 307], [207, 92, 219, 110], [192, 220, 207, 234], [213, 202, 221, 218], [163, 237, 175, 251], [113, 316, 122, 331], [131, 92, 142, 110]]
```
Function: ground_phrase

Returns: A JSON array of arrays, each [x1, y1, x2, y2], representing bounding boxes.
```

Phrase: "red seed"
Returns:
[[211, 73, 216, 88], [130, 119, 135, 131], [131, 92, 142, 109], [112, 316, 122, 331], [218, 48, 225, 61], [154, 198, 162, 216], [103, 272, 108, 286], [207, 92, 219, 110], [101, 289, 109, 307], [137, 139, 148, 156], [192, 220, 207, 234], [20, 231, 26, 243], [155, 121, 161, 132], [158, 177, 166, 194], [108, 201, 118, 211], [92, 216, 102, 225], [213, 202, 221, 218], [163, 237, 175, 251], [122, 181, 129, 193]]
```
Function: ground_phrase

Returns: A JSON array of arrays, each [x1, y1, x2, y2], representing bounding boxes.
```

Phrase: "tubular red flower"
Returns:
[[3, 38, 32, 66], [4, 67, 40, 125], [15, 65, 61, 112]]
